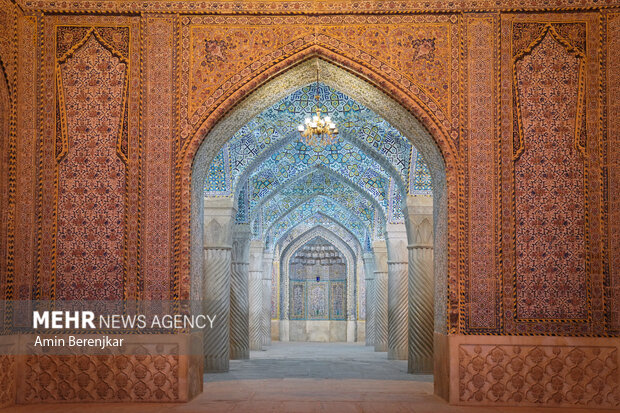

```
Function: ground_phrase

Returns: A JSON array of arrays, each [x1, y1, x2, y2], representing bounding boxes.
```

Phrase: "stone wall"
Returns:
[[450, 335, 620, 409]]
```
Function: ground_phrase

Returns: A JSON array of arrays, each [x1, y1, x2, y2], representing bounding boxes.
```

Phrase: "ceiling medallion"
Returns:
[[297, 61, 339, 150]]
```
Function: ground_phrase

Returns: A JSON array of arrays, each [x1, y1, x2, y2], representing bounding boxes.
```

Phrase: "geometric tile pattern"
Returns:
[[204, 83, 428, 196], [203, 83, 432, 243], [265, 196, 369, 250], [256, 169, 380, 241]]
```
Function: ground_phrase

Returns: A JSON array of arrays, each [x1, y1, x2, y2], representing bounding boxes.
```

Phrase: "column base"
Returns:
[[408, 355, 433, 373], [229, 348, 249, 360], [271, 319, 279, 341], [204, 355, 229, 372], [388, 347, 407, 360], [346, 321, 356, 342], [279, 320, 289, 341]]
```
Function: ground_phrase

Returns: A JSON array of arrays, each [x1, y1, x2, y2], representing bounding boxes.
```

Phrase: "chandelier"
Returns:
[[297, 62, 339, 148]]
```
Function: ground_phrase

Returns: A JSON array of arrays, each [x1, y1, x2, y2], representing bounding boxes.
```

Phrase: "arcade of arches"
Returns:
[[0, 0, 619, 411]]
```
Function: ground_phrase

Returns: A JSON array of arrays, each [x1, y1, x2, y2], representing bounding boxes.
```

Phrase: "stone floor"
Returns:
[[4, 342, 616, 412]]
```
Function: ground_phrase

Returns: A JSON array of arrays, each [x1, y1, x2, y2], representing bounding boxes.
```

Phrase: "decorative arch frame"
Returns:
[[185, 52, 458, 336], [280, 225, 357, 325], [273, 212, 364, 257]]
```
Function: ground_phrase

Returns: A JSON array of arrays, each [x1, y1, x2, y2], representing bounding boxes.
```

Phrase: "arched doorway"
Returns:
[[185, 56, 456, 387]]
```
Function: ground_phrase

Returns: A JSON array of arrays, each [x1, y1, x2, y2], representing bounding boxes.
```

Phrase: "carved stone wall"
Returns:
[[607, 11, 620, 335], [0, 341, 16, 409], [453, 336, 620, 408], [0, 23, 10, 314]]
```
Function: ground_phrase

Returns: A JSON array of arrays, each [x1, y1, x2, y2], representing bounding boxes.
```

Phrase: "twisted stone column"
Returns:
[[262, 250, 274, 346], [407, 195, 434, 373], [248, 240, 264, 351], [372, 240, 388, 352], [202, 198, 236, 372], [278, 252, 289, 341], [363, 252, 376, 347], [387, 224, 408, 360], [230, 225, 250, 360]]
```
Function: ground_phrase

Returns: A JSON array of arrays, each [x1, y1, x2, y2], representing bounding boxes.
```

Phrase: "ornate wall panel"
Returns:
[[0, 340, 16, 409], [281, 227, 356, 321], [458, 341, 619, 408], [37, 16, 140, 301], [0, 54, 9, 301], [55, 30, 127, 300], [0, 0, 16, 77], [607, 12, 620, 335], [288, 239, 347, 321], [500, 13, 604, 336], [143, 17, 175, 300], [513, 26, 586, 321], [13, 16, 37, 302], [462, 14, 500, 333], [0, 354, 15, 408], [20, 349, 179, 402]]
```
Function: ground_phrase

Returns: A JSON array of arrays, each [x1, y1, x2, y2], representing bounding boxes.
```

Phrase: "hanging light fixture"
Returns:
[[297, 60, 339, 148]]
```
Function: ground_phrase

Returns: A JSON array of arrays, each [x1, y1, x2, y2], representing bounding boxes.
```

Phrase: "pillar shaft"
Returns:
[[202, 198, 236, 372], [408, 245, 434, 373], [387, 224, 408, 360], [203, 247, 231, 372], [372, 240, 388, 352], [406, 195, 434, 373], [363, 253, 375, 347], [249, 241, 264, 351], [262, 251, 274, 346], [230, 225, 250, 360]]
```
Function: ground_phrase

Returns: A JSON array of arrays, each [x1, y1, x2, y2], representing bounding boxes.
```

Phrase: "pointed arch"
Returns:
[[270, 211, 365, 255], [186, 51, 456, 336], [250, 165, 387, 223], [280, 225, 358, 323], [264, 194, 372, 242]]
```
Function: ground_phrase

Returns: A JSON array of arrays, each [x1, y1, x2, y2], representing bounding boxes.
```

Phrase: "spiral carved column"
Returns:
[[203, 247, 231, 372], [262, 251, 274, 346], [230, 226, 250, 360], [387, 224, 408, 360], [372, 240, 388, 352], [363, 253, 376, 347], [202, 198, 236, 372], [406, 195, 434, 374], [248, 241, 264, 351], [388, 260, 408, 360]]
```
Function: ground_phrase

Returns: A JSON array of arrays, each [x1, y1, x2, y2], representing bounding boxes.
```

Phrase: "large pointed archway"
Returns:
[[186, 55, 456, 396]]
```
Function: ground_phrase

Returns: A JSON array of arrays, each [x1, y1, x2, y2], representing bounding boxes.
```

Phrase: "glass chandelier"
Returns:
[[297, 61, 339, 148]]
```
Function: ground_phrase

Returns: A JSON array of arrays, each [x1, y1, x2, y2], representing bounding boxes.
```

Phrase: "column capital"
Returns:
[[250, 240, 265, 252], [203, 196, 237, 215], [204, 197, 237, 248], [406, 194, 433, 215], [372, 240, 387, 254], [386, 223, 408, 261]]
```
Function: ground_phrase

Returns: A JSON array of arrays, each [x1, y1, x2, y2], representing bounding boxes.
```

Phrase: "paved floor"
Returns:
[[4, 342, 616, 412]]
